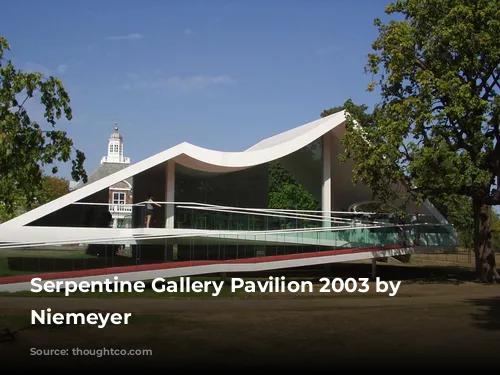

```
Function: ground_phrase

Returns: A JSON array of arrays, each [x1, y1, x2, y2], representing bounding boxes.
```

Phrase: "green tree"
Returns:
[[339, 0, 500, 281], [0, 175, 70, 223], [322, 102, 481, 249], [268, 161, 320, 211], [35, 175, 70, 206], [0, 36, 87, 219], [0, 191, 27, 223], [491, 209, 500, 252], [321, 102, 376, 129], [430, 195, 474, 249]]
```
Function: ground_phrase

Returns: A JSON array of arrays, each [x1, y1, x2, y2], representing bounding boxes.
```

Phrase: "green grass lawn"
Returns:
[[2, 284, 500, 369], [0, 257, 30, 277]]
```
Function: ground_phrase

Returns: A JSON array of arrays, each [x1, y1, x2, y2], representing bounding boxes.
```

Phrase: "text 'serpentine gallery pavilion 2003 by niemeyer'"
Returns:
[[0, 110, 459, 291]]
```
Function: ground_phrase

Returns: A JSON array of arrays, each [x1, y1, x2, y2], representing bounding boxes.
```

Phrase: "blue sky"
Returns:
[[2, 0, 392, 180]]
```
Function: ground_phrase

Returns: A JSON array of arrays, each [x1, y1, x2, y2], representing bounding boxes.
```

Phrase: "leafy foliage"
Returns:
[[322, 101, 500, 251], [432, 195, 500, 252], [321, 101, 376, 129], [321, 100, 386, 195], [430, 195, 474, 248], [339, 0, 500, 281], [0, 175, 70, 223], [0, 35, 87, 217], [268, 161, 320, 210], [492, 210, 500, 251], [0, 190, 27, 223], [35, 175, 70, 206]]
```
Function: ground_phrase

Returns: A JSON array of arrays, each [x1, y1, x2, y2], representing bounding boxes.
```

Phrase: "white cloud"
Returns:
[[57, 64, 67, 74], [107, 33, 143, 41], [183, 28, 193, 35], [121, 74, 237, 91]]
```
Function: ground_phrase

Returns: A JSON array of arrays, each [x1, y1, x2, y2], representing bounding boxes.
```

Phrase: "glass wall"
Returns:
[[22, 138, 323, 230], [0, 135, 460, 277], [174, 138, 323, 230], [26, 189, 112, 227]]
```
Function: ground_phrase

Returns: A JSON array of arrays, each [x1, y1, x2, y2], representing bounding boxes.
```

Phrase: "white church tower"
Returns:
[[101, 125, 130, 164]]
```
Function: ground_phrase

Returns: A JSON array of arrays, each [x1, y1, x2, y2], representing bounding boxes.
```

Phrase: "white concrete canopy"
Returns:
[[0, 109, 460, 290], [0, 109, 447, 235]]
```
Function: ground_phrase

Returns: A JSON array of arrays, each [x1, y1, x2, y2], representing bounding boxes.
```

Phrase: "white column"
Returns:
[[322, 132, 332, 228], [165, 160, 175, 228]]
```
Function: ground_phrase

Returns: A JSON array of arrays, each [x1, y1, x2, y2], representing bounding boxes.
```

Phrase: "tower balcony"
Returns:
[[108, 204, 133, 215], [100, 156, 131, 164]]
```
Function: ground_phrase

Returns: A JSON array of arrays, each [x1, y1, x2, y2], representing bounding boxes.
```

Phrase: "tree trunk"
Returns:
[[472, 201, 500, 282]]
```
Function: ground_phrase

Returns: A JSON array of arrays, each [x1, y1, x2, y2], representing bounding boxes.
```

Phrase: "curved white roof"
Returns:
[[0, 110, 347, 228], [246, 112, 334, 151]]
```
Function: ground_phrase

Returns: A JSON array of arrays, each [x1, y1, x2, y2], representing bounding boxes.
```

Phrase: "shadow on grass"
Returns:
[[0, 309, 107, 343], [465, 296, 500, 331]]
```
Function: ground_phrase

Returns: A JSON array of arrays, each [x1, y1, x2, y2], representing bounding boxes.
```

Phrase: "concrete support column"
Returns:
[[322, 132, 332, 228], [165, 160, 175, 229]]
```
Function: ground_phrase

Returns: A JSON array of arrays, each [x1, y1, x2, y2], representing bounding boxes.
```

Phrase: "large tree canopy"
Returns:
[[35, 175, 70, 206], [0, 36, 87, 218], [0, 175, 70, 223], [339, 0, 500, 282]]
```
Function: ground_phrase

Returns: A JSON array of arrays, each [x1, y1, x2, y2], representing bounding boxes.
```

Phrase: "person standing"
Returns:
[[398, 213, 407, 246], [145, 194, 161, 228]]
